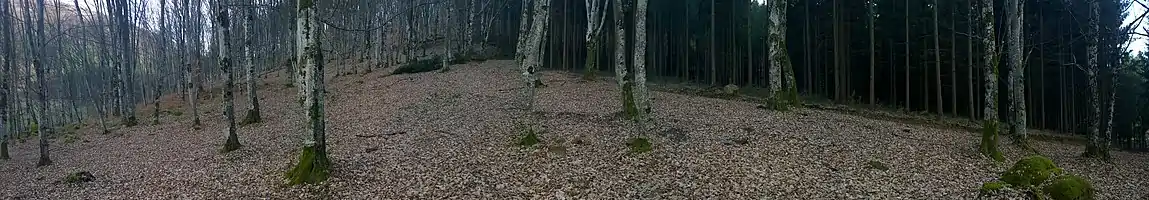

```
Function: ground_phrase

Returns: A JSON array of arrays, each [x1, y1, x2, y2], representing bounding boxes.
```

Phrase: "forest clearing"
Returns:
[[0, 61, 1146, 199]]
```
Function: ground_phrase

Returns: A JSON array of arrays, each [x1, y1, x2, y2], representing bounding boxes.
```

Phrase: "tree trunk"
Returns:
[[709, 0, 715, 86], [768, 0, 794, 108], [978, 0, 1002, 162], [934, 0, 942, 115], [583, 0, 607, 80], [869, 0, 875, 105], [243, 2, 261, 125], [218, 4, 240, 153], [33, 0, 52, 166], [633, 0, 651, 126], [0, 0, 11, 160], [1005, 0, 1027, 145], [286, 0, 330, 185], [904, 0, 910, 110]]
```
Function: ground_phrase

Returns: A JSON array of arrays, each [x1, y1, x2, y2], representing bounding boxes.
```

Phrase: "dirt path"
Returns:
[[2, 60, 1146, 199]]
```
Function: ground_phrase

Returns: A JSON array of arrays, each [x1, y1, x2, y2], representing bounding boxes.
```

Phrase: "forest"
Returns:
[[0, 0, 1146, 199]]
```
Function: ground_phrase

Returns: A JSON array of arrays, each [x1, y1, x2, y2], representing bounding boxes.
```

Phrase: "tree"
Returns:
[[633, 0, 651, 124], [33, 0, 52, 167], [1005, 0, 1028, 146], [584, 0, 608, 79], [768, 0, 795, 108], [978, 0, 1003, 162], [218, 3, 240, 153], [286, 0, 330, 185], [869, 0, 876, 105], [1082, 0, 1108, 159], [933, 0, 941, 115], [0, 0, 11, 160], [242, 0, 261, 125], [185, 0, 203, 130], [154, 0, 169, 125], [616, 0, 635, 117]]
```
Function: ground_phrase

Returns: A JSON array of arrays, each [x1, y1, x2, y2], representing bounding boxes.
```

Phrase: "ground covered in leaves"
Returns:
[[1, 60, 1146, 199]]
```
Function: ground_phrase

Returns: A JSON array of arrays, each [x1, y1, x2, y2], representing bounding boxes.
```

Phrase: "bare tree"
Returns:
[[242, 0, 261, 125], [218, 2, 241, 152], [1083, 0, 1108, 160], [0, 0, 12, 160], [33, 0, 52, 166], [768, 0, 796, 108], [978, 0, 1003, 162], [583, 0, 608, 79], [1005, 0, 1027, 146], [285, 0, 330, 185]]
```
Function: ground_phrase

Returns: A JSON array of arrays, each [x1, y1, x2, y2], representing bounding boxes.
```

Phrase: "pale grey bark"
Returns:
[[287, 0, 330, 184], [767, 0, 791, 105], [1084, 0, 1108, 159], [583, 0, 608, 78], [1006, 0, 1027, 143], [218, 4, 240, 152], [633, 0, 651, 124], [0, 0, 11, 160], [982, 0, 998, 125], [520, 0, 549, 112], [33, 0, 52, 166], [614, 0, 629, 113], [243, 2, 260, 124], [442, 1, 454, 71], [515, 0, 533, 65]]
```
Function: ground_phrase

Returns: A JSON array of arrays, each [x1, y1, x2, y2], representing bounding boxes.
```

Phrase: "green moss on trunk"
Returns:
[[285, 144, 330, 185], [221, 133, 241, 153], [241, 109, 262, 125], [979, 120, 1005, 162], [584, 40, 599, 80], [622, 82, 638, 120]]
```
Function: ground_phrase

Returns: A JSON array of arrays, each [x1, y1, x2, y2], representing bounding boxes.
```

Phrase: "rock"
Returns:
[[1043, 175, 1094, 200], [722, 84, 740, 95], [63, 171, 95, 184], [1002, 155, 1059, 188]]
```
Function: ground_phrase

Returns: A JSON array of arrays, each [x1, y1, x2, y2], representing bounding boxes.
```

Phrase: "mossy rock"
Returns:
[[1001, 155, 1061, 188], [63, 171, 94, 184], [392, 57, 443, 75], [980, 181, 1008, 194], [627, 137, 652, 153], [285, 144, 330, 185], [723, 84, 740, 95], [866, 159, 889, 171], [1043, 175, 1095, 200], [517, 131, 540, 147]]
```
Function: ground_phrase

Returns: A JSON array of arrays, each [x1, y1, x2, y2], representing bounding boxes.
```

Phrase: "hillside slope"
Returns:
[[1, 60, 1146, 199]]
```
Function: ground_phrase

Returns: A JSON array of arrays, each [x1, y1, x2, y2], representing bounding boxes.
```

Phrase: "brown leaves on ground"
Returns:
[[1, 60, 1146, 199]]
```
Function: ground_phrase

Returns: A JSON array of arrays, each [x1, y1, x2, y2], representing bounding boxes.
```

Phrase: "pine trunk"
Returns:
[[933, 0, 942, 115]]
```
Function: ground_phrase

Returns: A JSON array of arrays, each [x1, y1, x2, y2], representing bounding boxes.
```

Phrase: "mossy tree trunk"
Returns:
[[584, 0, 607, 80], [614, 0, 637, 118], [767, 0, 795, 108], [218, 6, 240, 153], [978, 0, 1003, 162], [242, 3, 261, 125], [521, 0, 549, 112], [286, 0, 330, 185], [1082, 0, 1109, 160]]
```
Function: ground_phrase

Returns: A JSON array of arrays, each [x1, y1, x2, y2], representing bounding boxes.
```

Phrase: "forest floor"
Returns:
[[1, 59, 1147, 199]]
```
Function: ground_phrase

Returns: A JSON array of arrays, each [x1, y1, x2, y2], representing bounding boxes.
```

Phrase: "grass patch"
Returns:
[[980, 181, 1008, 194], [392, 57, 443, 75], [626, 137, 653, 153], [285, 144, 330, 185], [62, 171, 94, 184]]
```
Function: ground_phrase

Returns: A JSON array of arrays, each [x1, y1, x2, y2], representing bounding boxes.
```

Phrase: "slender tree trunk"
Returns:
[[978, 0, 1003, 162], [33, 0, 52, 166], [285, 0, 330, 185], [710, 0, 715, 86], [933, 0, 942, 115], [243, 2, 261, 125], [869, 0, 875, 105], [633, 0, 651, 125], [0, 0, 11, 160], [1005, 0, 1027, 145], [584, 0, 607, 79], [904, 0, 910, 110], [950, 3, 957, 116]]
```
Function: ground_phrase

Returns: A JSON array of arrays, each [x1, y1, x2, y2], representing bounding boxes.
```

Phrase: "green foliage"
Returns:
[[285, 144, 329, 185], [1001, 155, 1061, 188], [63, 171, 94, 184], [622, 82, 639, 120], [626, 137, 652, 153], [62, 131, 79, 144], [1043, 175, 1095, 200], [980, 181, 1008, 194], [979, 120, 1005, 162], [392, 57, 443, 75], [516, 126, 541, 147], [240, 110, 262, 125]]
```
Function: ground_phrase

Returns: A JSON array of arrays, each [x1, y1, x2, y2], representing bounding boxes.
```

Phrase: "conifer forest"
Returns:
[[0, 0, 1147, 199]]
